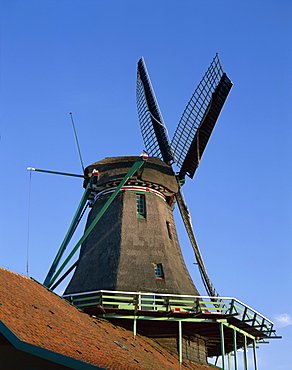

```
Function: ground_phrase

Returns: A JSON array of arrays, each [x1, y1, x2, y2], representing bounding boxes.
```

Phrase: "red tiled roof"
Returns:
[[0, 268, 214, 370]]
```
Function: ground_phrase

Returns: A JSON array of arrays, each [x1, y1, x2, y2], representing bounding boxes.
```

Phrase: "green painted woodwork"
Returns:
[[133, 317, 137, 337], [101, 314, 223, 323], [62, 289, 272, 369], [221, 322, 257, 341], [243, 335, 248, 370], [28, 167, 85, 178], [153, 263, 164, 278], [233, 329, 238, 370], [253, 339, 258, 370], [64, 290, 275, 339], [136, 193, 146, 217], [178, 321, 182, 364], [227, 353, 231, 370], [44, 176, 95, 287], [219, 322, 226, 370]]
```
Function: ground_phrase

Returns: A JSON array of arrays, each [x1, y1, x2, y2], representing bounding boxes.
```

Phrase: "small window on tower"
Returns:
[[153, 263, 164, 279], [166, 221, 172, 240], [136, 194, 146, 218]]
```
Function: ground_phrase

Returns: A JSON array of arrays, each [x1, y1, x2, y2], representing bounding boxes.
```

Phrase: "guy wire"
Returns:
[[69, 112, 85, 172], [26, 170, 32, 277]]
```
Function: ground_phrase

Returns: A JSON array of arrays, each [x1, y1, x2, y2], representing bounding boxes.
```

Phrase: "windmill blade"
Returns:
[[136, 57, 174, 164], [175, 189, 219, 297], [171, 54, 233, 179]]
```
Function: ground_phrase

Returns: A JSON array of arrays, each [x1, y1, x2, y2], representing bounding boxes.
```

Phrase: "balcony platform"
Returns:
[[63, 290, 280, 362]]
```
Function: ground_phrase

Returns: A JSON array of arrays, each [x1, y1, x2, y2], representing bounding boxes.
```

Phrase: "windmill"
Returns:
[[41, 54, 232, 296], [44, 53, 232, 298], [39, 55, 279, 367]]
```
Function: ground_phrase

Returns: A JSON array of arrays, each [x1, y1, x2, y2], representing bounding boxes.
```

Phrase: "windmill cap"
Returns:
[[84, 156, 178, 194]]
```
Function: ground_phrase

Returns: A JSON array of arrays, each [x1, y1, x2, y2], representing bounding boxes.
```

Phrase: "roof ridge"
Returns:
[[0, 266, 30, 279]]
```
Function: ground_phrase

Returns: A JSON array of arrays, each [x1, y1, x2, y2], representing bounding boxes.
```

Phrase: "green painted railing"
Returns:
[[63, 290, 275, 338]]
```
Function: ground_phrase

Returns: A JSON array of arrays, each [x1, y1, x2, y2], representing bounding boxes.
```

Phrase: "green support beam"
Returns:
[[220, 322, 226, 370], [47, 156, 147, 288], [178, 321, 182, 364], [27, 167, 85, 178], [44, 176, 95, 287], [102, 314, 224, 323], [243, 335, 248, 370], [233, 329, 238, 370], [133, 317, 137, 338], [227, 352, 231, 370], [253, 339, 258, 370], [221, 321, 257, 341], [50, 261, 78, 291]]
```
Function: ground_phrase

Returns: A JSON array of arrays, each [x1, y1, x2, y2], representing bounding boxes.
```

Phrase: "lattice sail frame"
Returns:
[[135, 54, 232, 297], [136, 57, 174, 164], [171, 53, 224, 171]]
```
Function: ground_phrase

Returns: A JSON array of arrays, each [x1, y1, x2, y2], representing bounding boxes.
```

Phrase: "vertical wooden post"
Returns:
[[133, 316, 137, 338], [253, 339, 258, 370], [233, 329, 238, 370], [227, 352, 231, 370], [219, 322, 226, 369], [178, 321, 182, 364], [243, 335, 248, 370]]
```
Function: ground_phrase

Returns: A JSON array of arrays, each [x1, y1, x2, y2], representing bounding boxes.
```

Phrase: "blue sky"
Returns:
[[0, 1, 291, 368]]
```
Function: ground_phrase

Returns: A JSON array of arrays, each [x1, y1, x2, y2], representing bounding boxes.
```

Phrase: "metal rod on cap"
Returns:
[[27, 167, 86, 178]]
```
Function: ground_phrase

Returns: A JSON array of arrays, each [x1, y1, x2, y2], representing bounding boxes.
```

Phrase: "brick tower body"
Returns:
[[64, 156, 199, 296]]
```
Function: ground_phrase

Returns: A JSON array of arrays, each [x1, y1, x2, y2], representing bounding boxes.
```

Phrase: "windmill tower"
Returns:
[[64, 155, 200, 296], [62, 54, 232, 298], [43, 55, 279, 368]]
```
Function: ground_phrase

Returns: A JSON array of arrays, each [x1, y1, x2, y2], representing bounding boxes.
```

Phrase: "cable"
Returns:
[[26, 170, 32, 277], [69, 112, 85, 172]]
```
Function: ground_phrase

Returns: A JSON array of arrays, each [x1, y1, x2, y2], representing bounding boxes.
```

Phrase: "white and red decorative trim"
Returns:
[[93, 185, 166, 204]]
